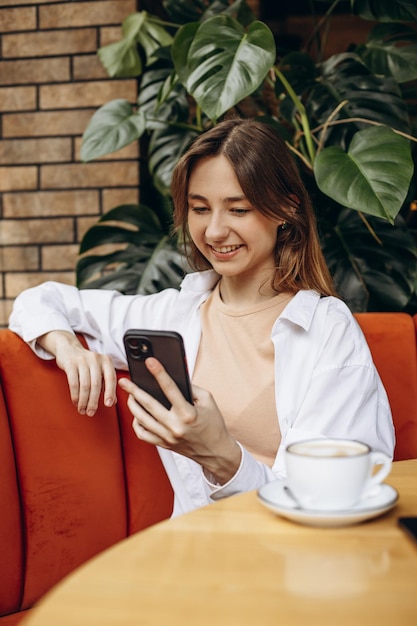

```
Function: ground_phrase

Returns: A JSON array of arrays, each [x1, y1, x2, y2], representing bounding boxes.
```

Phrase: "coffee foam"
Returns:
[[289, 440, 367, 457]]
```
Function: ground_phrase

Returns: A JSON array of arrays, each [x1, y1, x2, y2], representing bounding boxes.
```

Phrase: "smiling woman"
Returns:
[[186, 154, 281, 296], [171, 118, 336, 298], [9, 118, 395, 519]]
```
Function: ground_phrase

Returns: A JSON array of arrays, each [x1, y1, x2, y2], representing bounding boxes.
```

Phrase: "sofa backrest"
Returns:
[[0, 330, 173, 617], [355, 313, 417, 461]]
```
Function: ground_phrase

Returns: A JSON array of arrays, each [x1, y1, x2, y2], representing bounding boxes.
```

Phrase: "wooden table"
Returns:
[[22, 460, 417, 626]]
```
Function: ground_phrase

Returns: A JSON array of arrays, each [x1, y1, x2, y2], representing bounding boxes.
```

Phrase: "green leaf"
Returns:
[[76, 203, 190, 294], [171, 22, 199, 84], [356, 24, 417, 83], [97, 12, 173, 77], [136, 18, 174, 66], [98, 12, 147, 78], [304, 54, 411, 149], [80, 100, 146, 162], [172, 15, 276, 122], [163, 0, 208, 22], [314, 126, 413, 222], [98, 39, 143, 78], [148, 125, 199, 195], [323, 209, 417, 312], [354, 0, 417, 22], [163, 0, 253, 24], [137, 238, 190, 294], [138, 67, 190, 129]]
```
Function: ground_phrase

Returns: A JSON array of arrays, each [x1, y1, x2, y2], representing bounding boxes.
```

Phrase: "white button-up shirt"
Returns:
[[9, 270, 395, 516]]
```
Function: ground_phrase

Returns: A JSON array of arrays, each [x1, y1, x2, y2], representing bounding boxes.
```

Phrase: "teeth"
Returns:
[[212, 245, 241, 253]]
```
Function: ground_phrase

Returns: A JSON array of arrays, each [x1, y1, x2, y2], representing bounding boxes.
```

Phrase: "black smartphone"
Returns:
[[398, 517, 417, 546], [123, 329, 193, 409]]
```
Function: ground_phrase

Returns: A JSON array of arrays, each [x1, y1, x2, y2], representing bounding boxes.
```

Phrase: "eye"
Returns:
[[189, 206, 209, 214], [231, 208, 251, 215]]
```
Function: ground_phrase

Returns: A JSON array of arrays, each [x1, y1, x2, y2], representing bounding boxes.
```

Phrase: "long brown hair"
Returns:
[[171, 118, 337, 297]]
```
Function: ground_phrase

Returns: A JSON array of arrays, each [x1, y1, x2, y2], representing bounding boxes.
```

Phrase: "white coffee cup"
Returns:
[[285, 438, 392, 511]]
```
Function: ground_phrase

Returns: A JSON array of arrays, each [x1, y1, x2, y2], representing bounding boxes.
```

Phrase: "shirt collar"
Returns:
[[279, 289, 322, 330], [181, 271, 322, 330], [180, 270, 221, 294]]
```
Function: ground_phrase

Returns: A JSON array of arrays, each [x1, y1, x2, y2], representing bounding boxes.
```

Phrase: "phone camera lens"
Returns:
[[127, 336, 152, 360]]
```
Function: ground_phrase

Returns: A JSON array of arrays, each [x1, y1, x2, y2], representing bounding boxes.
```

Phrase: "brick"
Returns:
[[3, 190, 100, 218], [0, 0, 57, 5], [0, 246, 39, 271], [0, 7, 36, 32], [42, 244, 80, 270], [0, 138, 72, 165], [40, 80, 137, 109], [0, 58, 70, 86], [3, 109, 95, 137], [0, 299, 13, 329], [5, 272, 76, 299], [41, 162, 139, 189], [0, 87, 36, 112], [102, 188, 139, 212], [77, 216, 100, 239], [74, 137, 139, 161], [73, 55, 109, 80], [100, 26, 124, 46], [40, 1, 137, 29], [2, 28, 98, 58], [0, 218, 75, 245], [0, 167, 37, 192]]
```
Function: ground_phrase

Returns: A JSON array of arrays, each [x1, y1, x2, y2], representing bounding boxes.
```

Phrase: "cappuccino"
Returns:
[[285, 438, 392, 511]]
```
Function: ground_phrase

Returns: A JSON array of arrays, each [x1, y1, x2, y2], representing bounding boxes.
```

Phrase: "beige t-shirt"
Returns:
[[192, 283, 289, 467]]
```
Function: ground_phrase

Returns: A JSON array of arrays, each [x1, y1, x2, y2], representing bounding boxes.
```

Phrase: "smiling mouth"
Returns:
[[210, 244, 243, 253]]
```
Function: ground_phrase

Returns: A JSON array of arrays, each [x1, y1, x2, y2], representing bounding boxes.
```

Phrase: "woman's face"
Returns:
[[187, 154, 280, 282]]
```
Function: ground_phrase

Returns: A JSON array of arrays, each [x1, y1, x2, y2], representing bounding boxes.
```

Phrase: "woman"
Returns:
[[9, 118, 395, 516]]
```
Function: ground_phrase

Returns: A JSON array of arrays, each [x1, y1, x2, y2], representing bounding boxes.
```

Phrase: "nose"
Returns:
[[205, 212, 229, 241]]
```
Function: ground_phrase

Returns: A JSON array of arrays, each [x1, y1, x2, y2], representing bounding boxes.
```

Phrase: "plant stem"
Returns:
[[274, 68, 316, 164]]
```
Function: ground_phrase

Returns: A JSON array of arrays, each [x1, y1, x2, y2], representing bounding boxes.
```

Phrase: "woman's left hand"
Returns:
[[118, 357, 241, 484]]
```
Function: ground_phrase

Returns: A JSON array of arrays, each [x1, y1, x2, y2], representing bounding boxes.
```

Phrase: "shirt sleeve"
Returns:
[[203, 442, 279, 501], [275, 305, 395, 469]]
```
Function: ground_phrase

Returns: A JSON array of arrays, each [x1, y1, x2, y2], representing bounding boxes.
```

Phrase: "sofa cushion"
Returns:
[[0, 331, 128, 609], [355, 313, 417, 460]]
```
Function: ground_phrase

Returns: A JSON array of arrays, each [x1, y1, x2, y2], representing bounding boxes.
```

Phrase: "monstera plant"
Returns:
[[78, 0, 417, 312]]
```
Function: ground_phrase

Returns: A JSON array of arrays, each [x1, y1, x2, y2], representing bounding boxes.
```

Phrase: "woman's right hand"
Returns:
[[37, 330, 117, 416]]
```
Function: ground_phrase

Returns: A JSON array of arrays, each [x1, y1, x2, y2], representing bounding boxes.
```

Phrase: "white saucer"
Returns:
[[257, 481, 399, 528]]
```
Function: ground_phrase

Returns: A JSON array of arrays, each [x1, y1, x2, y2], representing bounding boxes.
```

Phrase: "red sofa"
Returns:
[[0, 330, 174, 625], [1, 313, 417, 624]]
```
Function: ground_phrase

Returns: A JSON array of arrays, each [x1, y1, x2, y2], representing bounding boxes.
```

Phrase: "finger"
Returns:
[[144, 357, 190, 406], [131, 416, 163, 446], [126, 392, 169, 441], [100, 356, 117, 408], [119, 377, 167, 420], [83, 360, 104, 416], [65, 362, 84, 409]]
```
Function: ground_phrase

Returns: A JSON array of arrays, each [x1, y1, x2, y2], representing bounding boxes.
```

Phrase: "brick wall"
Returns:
[[0, 0, 141, 327]]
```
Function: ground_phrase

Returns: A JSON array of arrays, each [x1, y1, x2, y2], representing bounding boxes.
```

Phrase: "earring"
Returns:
[[280, 222, 288, 230]]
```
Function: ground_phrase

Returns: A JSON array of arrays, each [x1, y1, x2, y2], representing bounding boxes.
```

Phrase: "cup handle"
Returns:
[[363, 452, 392, 497]]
